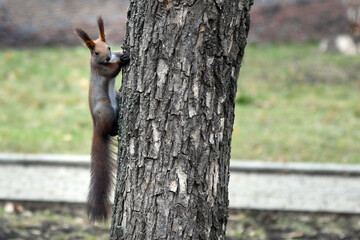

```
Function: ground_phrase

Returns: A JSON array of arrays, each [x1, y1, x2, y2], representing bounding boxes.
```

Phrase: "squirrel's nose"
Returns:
[[106, 56, 111, 62]]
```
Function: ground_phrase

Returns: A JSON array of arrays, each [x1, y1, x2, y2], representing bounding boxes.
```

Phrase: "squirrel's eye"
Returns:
[[94, 51, 99, 55]]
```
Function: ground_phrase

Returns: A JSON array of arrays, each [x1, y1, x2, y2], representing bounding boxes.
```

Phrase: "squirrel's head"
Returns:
[[74, 17, 111, 64]]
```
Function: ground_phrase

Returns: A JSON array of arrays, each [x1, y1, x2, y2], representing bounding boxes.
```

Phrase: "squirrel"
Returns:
[[74, 17, 129, 222]]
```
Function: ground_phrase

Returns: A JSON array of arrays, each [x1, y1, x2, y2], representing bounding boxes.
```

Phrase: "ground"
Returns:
[[1, 202, 360, 240], [227, 210, 360, 240]]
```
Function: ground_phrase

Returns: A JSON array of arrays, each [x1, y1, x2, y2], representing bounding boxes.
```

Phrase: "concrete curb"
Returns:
[[1, 153, 360, 175], [230, 161, 360, 176], [0, 153, 89, 167], [1, 153, 360, 214]]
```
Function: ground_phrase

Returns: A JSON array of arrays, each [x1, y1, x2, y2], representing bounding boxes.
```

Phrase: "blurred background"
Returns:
[[1, 0, 360, 239], [1, 0, 359, 163]]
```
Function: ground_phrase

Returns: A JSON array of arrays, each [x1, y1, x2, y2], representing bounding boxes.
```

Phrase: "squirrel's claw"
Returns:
[[120, 52, 130, 63]]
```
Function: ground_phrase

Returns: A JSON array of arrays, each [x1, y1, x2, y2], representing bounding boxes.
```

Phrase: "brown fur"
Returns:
[[93, 60, 122, 78], [97, 17, 106, 42], [74, 16, 129, 223], [87, 130, 115, 222], [74, 28, 95, 50]]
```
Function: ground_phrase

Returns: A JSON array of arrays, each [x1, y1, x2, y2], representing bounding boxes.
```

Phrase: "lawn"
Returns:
[[0, 44, 359, 163], [232, 44, 360, 163]]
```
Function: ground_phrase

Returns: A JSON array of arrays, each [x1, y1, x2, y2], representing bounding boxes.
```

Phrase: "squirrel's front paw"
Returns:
[[120, 52, 130, 63]]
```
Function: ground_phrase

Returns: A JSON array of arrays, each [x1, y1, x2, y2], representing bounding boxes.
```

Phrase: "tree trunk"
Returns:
[[110, 0, 252, 239]]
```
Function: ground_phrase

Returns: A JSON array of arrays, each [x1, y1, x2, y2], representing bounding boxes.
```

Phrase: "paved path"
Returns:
[[229, 173, 360, 213], [1, 154, 360, 214]]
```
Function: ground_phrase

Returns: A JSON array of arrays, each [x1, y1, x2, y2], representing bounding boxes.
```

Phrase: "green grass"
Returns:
[[0, 47, 92, 154], [0, 44, 359, 163], [232, 44, 360, 163]]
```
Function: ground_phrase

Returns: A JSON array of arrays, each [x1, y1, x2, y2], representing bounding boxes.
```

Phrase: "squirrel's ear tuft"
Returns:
[[74, 27, 95, 50], [97, 16, 106, 42]]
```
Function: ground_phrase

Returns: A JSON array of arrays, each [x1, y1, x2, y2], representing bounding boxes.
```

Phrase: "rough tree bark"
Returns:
[[110, 0, 252, 239]]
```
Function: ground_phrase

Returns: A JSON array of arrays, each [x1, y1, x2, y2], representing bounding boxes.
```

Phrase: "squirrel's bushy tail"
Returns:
[[87, 131, 115, 222]]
